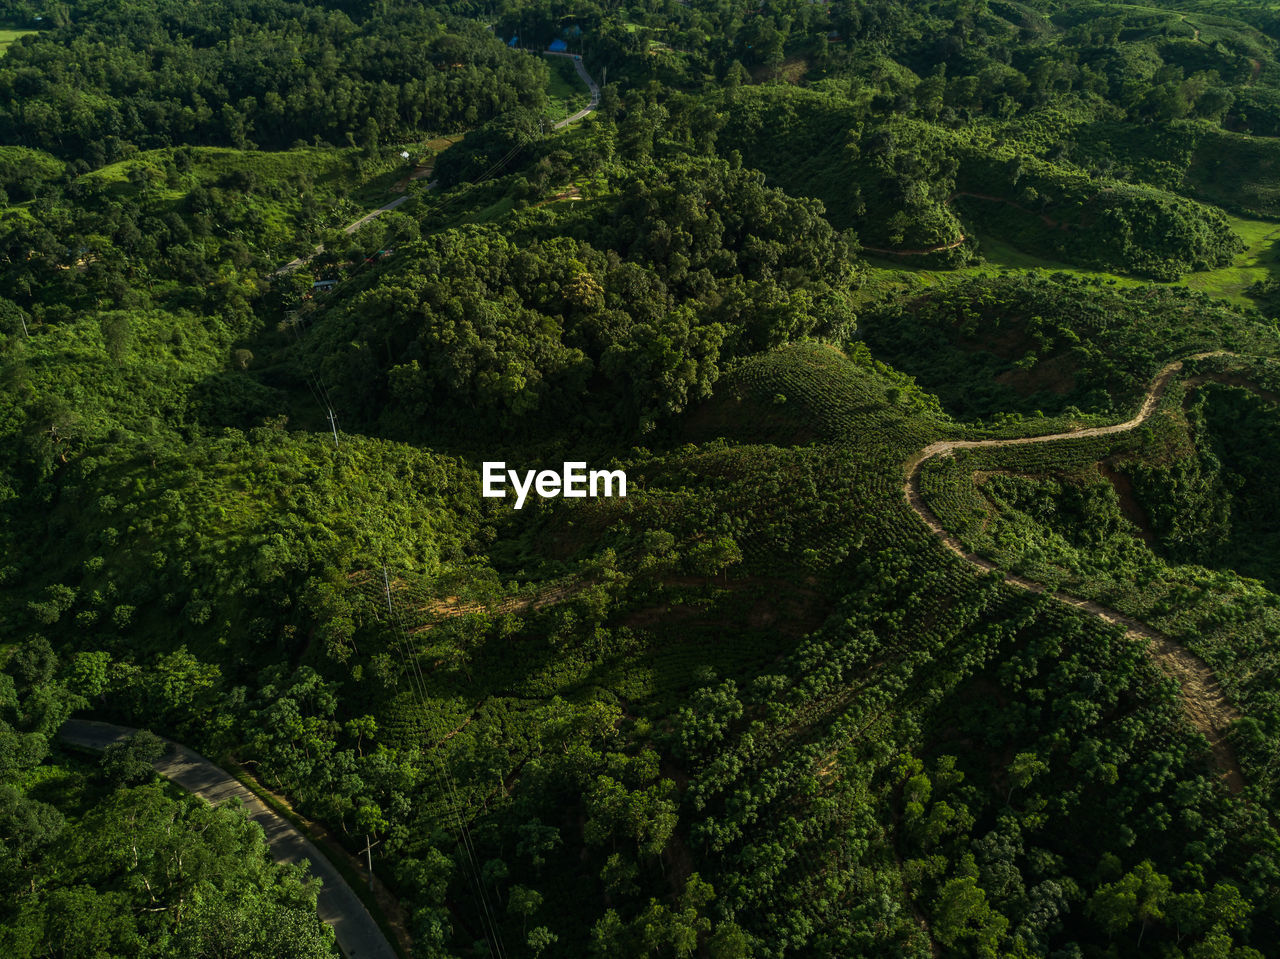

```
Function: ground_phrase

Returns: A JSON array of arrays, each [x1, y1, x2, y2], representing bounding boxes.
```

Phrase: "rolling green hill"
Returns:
[[7, 0, 1280, 956]]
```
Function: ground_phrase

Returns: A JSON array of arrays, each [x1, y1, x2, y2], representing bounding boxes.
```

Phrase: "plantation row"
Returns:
[[916, 365, 1280, 808]]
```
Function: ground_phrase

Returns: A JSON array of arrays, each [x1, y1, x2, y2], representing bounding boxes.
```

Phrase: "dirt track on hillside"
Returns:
[[902, 353, 1246, 793]]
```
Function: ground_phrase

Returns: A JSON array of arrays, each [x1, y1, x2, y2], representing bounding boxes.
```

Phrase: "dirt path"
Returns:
[[902, 353, 1246, 793], [863, 235, 967, 257], [949, 191, 1066, 229]]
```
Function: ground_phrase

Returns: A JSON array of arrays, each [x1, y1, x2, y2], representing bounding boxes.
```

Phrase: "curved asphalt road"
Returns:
[[547, 52, 600, 129], [273, 54, 597, 276], [58, 719, 397, 959]]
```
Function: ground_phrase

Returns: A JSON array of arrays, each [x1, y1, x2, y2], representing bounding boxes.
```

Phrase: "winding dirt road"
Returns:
[[902, 354, 1246, 792]]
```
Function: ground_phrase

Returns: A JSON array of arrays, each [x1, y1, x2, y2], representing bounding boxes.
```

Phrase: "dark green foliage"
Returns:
[[862, 273, 1280, 421], [0, 0, 549, 164], [304, 158, 859, 439], [718, 89, 1244, 278], [1131, 379, 1280, 588], [99, 729, 164, 787], [434, 107, 546, 188], [0, 146, 64, 201], [5, 0, 1280, 955], [916, 356, 1280, 809]]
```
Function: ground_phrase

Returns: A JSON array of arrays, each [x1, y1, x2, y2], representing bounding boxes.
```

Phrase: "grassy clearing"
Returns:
[[863, 213, 1280, 311], [543, 53, 588, 122], [423, 134, 464, 152], [0, 28, 35, 56], [472, 192, 515, 223], [82, 146, 364, 192], [1179, 215, 1280, 301]]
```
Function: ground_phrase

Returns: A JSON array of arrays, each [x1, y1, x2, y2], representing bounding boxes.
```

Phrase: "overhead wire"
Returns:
[[379, 565, 509, 959], [253, 56, 585, 950]]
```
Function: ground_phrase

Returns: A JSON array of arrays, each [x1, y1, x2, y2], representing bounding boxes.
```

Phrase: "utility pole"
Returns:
[[360, 834, 381, 884], [327, 408, 339, 447], [383, 565, 394, 617]]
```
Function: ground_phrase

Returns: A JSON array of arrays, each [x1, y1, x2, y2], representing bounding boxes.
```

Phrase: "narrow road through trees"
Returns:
[[273, 195, 410, 276], [57, 719, 399, 959], [547, 52, 600, 129], [274, 54, 597, 276], [902, 354, 1246, 792]]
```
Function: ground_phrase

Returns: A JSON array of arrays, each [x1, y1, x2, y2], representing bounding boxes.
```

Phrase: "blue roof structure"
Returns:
[[549, 38, 567, 52]]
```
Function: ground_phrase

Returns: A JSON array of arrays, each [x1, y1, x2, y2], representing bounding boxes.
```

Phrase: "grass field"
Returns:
[[83, 145, 364, 192], [0, 28, 35, 56], [1181, 216, 1280, 301], [543, 53, 589, 121], [863, 213, 1280, 311]]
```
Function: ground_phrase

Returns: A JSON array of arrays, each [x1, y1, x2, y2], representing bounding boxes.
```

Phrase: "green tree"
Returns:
[[1087, 861, 1173, 947], [933, 876, 1008, 958], [100, 729, 165, 787], [1006, 751, 1047, 802], [508, 884, 542, 935]]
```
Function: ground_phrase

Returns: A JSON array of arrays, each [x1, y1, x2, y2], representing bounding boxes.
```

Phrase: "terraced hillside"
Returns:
[[8, 0, 1280, 956]]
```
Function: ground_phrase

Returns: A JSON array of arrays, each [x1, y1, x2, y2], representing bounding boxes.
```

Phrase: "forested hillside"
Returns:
[[6, 0, 1280, 957]]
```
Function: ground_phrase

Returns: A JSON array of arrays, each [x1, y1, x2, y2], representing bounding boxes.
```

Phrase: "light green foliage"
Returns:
[[5, 0, 1280, 955], [0, 640, 336, 956]]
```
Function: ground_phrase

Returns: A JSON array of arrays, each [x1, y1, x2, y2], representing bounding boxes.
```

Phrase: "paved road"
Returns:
[[58, 719, 398, 959], [341, 194, 409, 235], [547, 52, 600, 129], [274, 195, 409, 276]]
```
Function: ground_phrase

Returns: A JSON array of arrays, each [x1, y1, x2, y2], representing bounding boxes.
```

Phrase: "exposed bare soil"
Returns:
[[902, 353, 1246, 793]]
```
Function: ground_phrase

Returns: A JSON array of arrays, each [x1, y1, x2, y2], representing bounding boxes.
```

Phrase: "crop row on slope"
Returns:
[[861, 272, 1280, 423], [716, 87, 1246, 279], [916, 355, 1280, 806]]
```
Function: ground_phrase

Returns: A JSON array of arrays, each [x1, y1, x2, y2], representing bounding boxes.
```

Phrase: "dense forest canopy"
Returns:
[[5, 0, 1280, 957], [0, 0, 549, 162]]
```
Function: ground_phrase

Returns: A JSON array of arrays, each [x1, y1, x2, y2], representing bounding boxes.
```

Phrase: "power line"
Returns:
[[271, 127, 541, 444], [380, 565, 509, 959]]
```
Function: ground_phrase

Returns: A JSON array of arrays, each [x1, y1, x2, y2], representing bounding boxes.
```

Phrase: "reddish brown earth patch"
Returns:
[[1099, 461, 1157, 546], [994, 352, 1077, 397], [625, 575, 830, 639]]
